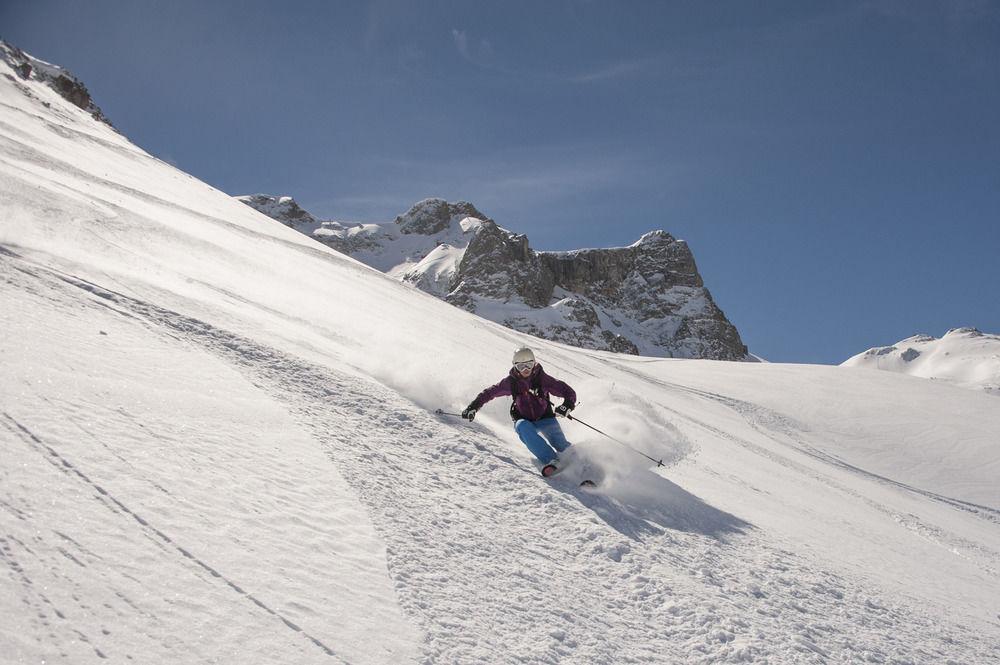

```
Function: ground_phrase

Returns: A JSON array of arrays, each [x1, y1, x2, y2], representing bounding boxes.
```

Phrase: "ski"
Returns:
[[541, 462, 600, 489]]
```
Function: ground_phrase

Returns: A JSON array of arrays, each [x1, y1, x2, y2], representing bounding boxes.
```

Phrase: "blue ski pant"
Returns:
[[514, 417, 570, 464]]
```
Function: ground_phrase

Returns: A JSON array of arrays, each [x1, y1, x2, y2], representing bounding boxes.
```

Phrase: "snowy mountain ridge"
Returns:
[[238, 194, 748, 360], [3, 44, 1000, 664], [0, 40, 113, 128], [842, 327, 1000, 396]]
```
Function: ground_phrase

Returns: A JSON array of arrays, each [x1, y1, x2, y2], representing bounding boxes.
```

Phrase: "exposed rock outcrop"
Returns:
[[0, 41, 114, 128], [396, 199, 490, 235], [236, 194, 317, 228], [240, 196, 749, 360]]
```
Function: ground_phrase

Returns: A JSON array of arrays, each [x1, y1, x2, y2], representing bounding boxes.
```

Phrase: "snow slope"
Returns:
[[2, 48, 1000, 664], [842, 328, 1000, 397]]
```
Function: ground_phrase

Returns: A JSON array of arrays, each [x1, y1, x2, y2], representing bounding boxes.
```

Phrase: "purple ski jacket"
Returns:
[[470, 363, 576, 422]]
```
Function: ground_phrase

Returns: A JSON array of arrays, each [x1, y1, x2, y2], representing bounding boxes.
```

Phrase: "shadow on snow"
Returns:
[[468, 438, 751, 542], [561, 469, 752, 542]]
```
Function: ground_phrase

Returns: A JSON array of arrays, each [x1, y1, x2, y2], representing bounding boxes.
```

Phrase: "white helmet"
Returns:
[[512, 347, 535, 365]]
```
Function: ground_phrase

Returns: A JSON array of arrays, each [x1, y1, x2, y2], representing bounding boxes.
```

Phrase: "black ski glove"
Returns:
[[461, 406, 477, 421], [555, 401, 575, 417]]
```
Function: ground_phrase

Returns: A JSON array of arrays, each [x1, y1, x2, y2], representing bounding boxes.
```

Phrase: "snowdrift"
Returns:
[[2, 47, 1000, 663]]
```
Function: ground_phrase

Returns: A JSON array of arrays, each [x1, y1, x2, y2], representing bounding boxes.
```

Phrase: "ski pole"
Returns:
[[435, 408, 465, 418], [566, 413, 664, 467]]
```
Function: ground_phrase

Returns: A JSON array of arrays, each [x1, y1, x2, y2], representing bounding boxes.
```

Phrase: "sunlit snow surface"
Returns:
[[843, 329, 1000, 397], [2, 50, 1000, 664]]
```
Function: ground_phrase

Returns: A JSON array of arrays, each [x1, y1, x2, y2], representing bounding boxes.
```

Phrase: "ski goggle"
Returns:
[[514, 361, 535, 372]]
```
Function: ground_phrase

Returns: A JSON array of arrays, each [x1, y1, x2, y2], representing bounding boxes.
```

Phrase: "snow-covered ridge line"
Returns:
[[540, 230, 677, 255], [238, 194, 749, 360], [0, 40, 114, 128], [842, 327, 1000, 396]]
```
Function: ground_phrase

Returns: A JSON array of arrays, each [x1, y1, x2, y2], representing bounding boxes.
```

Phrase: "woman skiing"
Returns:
[[462, 347, 576, 477]]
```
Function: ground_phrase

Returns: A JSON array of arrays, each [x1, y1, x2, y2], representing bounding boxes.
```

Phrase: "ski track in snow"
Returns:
[[680, 378, 998, 523], [607, 364, 1000, 578], [3, 251, 998, 664], [2, 413, 341, 661]]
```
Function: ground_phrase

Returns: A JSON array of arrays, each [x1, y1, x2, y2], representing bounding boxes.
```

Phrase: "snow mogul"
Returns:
[[462, 347, 577, 477]]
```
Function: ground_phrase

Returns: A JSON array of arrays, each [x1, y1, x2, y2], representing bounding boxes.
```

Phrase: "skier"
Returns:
[[462, 347, 576, 477]]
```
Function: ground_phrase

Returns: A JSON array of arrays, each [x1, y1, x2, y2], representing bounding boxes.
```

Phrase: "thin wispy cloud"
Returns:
[[451, 28, 496, 67], [570, 59, 647, 83], [569, 52, 732, 84], [336, 144, 686, 226], [451, 29, 469, 60], [451, 28, 515, 75], [453, 27, 664, 85]]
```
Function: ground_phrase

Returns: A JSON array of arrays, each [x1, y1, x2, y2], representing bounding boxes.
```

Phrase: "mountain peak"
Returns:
[[236, 194, 317, 228], [394, 198, 491, 235], [945, 327, 983, 338], [241, 195, 748, 360], [0, 40, 113, 127], [632, 229, 677, 247]]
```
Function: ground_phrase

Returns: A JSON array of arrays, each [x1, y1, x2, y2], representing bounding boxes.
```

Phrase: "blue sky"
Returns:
[[4, 0, 999, 363]]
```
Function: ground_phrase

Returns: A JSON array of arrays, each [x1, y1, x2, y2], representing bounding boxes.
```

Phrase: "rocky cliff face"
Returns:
[[236, 194, 318, 228], [0, 41, 114, 128], [396, 199, 487, 235], [239, 195, 749, 360], [535, 232, 746, 359]]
